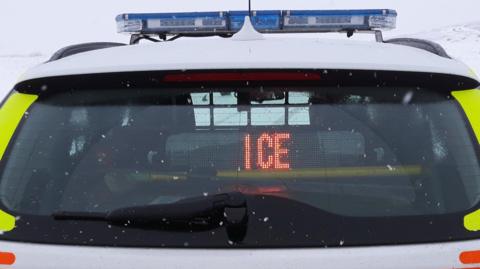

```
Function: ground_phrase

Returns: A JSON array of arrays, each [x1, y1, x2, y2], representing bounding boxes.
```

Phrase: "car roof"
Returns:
[[18, 36, 478, 84]]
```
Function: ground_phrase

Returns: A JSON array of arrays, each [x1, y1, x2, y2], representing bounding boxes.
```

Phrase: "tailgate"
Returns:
[[2, 240, 480, 269]]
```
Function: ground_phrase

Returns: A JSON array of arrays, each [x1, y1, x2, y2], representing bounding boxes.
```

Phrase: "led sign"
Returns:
[[244, 132, 291, 170]]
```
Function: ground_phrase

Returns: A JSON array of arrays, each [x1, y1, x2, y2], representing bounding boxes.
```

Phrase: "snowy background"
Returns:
[[1, 0, 479, 100]]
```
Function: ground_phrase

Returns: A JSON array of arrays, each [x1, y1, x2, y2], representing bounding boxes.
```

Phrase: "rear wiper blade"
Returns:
[[53, 192, 249, 242]]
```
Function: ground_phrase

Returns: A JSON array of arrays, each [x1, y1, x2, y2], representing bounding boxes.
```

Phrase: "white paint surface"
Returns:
[[17, 37, 476, 83], [1, 239, 478, 269]]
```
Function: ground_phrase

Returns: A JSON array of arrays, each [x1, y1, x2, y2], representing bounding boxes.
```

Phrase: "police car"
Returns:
[[0, 8, 480, 269]]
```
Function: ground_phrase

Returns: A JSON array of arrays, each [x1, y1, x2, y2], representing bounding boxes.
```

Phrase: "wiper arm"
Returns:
[[53, 192, 249, 242]]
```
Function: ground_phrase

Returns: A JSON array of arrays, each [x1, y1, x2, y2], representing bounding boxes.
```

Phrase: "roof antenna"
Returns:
[[232, 0, 264, 41], [248, 0, 252, 17]]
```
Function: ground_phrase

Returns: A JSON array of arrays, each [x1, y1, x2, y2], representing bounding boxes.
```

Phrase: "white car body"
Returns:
[[1, 239, 479, 269], [19, 37, 476, 83], [2, 23, 480, 269]]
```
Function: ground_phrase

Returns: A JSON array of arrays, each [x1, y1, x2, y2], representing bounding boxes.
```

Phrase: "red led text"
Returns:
[[244, 132, 291, 170]]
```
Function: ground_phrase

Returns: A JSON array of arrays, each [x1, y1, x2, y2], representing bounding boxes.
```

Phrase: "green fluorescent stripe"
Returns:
[[0, 92, 38, 160], [452, 89, 480, 144], [0, 209, 15, 232], [465, 209, 480, 232], [455, 89, 480, 232]]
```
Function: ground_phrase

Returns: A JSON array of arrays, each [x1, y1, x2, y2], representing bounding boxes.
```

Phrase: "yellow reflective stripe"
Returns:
[[452, 89, 480, 143], [0, 92, 36, 233], [0, 92, 38, 161], [0, 210, 15, 232], [465, 209, 480, 232], [129, 165, 422, 182], [217, 165, 422, 179], [455, 89, 480, 232]]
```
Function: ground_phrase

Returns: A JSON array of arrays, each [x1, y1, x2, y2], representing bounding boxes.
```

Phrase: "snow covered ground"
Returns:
[[0, 22, 479, 101], [0, 53, 48, 99], [409, 22, 480, 75]]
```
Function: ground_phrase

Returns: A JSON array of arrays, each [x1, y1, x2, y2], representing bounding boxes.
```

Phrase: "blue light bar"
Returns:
[[283, 9, 397, 31], [229, 11, 281, 32], [116, 12, 228, 34], [116, 9, 397, 35]]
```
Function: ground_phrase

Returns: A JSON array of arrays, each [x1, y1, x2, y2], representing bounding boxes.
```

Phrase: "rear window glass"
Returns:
[[1, 75, 480, 247], [3, 88, 479, 216]]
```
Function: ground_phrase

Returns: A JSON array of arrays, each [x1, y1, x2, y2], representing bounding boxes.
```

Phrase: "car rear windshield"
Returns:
[[1, 70, 480, 247]]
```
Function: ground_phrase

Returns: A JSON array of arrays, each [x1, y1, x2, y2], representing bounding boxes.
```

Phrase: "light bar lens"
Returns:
[[116, 9, 397, 35], [369, 14, 396, 29], [229, 11, 281, 31], [116, 12, 228, 34], [118, 20, 142, 33], [283, 10, 397, 31]]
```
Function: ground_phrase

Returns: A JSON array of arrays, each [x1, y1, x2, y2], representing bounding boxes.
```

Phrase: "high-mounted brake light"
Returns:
[[116, 9, 397, 36], [163, 72, 322, 82]]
